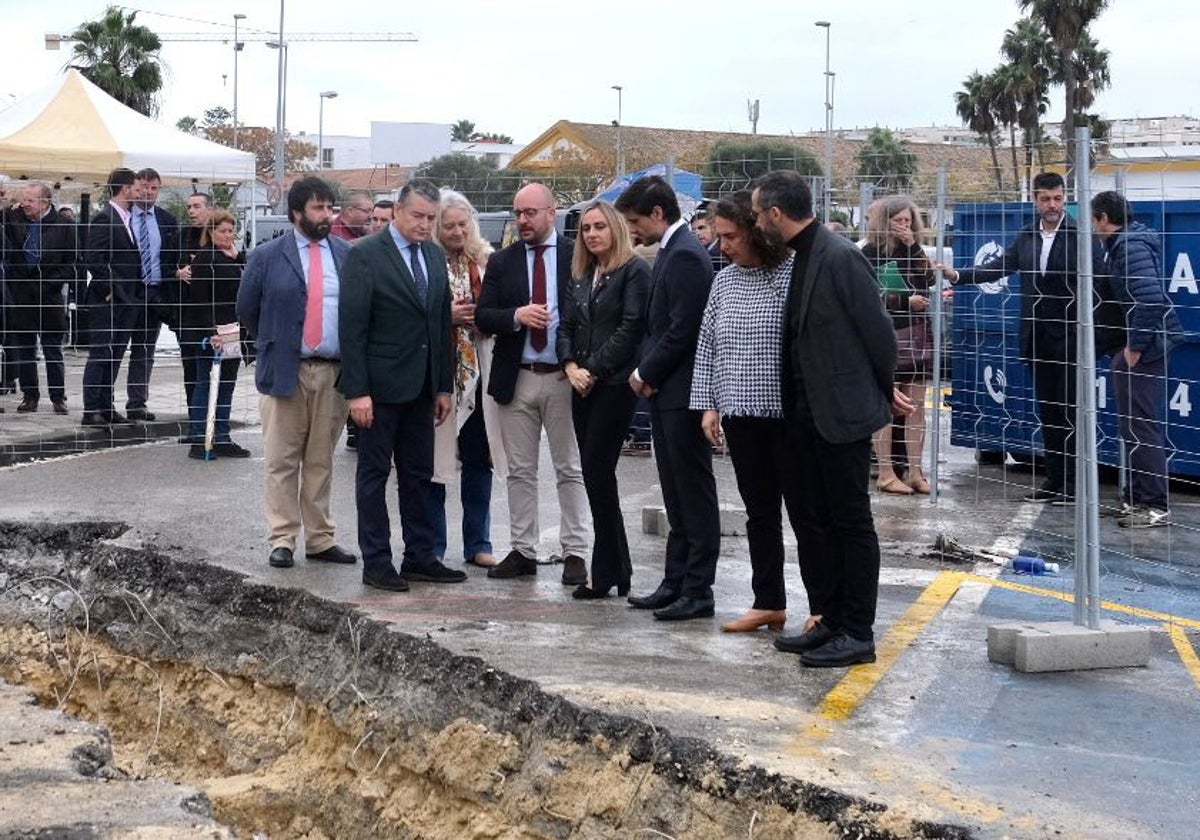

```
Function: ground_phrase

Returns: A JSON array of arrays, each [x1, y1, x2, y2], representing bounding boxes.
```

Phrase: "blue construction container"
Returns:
[[949, 199, 1200, 477]]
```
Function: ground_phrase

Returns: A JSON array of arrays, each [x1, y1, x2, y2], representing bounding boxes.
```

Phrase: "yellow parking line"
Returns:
[[815, 571, 965, 721], [959, 572, 1200, 631], [1167, 624, 1200, 694]]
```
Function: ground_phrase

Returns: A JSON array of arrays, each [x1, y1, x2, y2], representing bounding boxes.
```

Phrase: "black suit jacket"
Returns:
[[85, 204, 143, 305], [954, 214, 1079, 361], [557, 256, 651, 384], [783, 224, 896, 445], [639, 225, 714, 411], [0, 205, 78, 333], [339, 230, 453, 404], [476, 234, 574, 405]]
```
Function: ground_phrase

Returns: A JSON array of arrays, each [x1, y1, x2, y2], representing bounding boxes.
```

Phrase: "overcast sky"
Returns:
[[4, 1, 1197, 146]]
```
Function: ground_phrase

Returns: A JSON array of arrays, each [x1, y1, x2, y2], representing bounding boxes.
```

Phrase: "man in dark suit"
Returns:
[[339, 179, 462, 592], [615, 175, 720, 622], [236, 176, 357, 570], [475, 183, 590, 585], [81, 167, 147, 425], [121, 168, 181, 421], [753, 170, 913, 667], [943, 172, 1080, 503], [0, 182, 77, 414]]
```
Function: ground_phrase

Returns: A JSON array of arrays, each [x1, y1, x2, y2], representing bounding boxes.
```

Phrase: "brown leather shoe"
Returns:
[[560, 554, 587, 586], [721, 609, 787, 633], [17, 396, 38, 413], [51, 398, 68, 415]]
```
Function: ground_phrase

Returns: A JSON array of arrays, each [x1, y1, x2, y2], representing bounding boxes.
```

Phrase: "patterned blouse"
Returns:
[[690, 253, 794, 418], [446, 252, 484, 424]]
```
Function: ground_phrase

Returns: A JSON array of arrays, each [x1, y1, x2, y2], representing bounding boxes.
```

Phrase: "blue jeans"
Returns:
[[187, 340, 240, 443], [428, 402, 493, 560]]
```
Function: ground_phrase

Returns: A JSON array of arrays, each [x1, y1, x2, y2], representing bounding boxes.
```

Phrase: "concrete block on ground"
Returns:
[[641, 505, 747, 536], [641, 506, 668, 536], [988, 620, 1150, 672]]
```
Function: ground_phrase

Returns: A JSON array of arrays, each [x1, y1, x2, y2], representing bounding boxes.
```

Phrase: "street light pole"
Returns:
[[611, 84, 623, 177], [816, 20, 833, 224], [232, 13, 245, 149], [318, 91, 338, 170], [272, 0, 286, 210]]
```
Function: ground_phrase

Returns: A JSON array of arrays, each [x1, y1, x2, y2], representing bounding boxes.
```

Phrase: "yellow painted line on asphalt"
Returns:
[[814, 571, 966, 722], [958, 572, 1200, 631], [1167, 624, 1200, 694]]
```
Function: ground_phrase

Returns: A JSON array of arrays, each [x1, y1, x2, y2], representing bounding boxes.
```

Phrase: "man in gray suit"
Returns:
[[236, 177, 357, 570], [752, 171, 913, 668]]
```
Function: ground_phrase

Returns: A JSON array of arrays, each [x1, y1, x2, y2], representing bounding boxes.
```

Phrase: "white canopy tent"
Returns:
[[0, 69, 255, 185]]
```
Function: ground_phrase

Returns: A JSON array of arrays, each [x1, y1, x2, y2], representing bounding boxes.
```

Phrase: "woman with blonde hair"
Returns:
[[558, 199, 651, 599], [429, 189, 507, 566], [861, 195, 937, 495]]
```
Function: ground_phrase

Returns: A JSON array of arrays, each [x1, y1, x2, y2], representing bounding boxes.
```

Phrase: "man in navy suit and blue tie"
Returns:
[[616, 176, 721, 621], [237, 176, 358, 571], [339, 179, 462, 592]]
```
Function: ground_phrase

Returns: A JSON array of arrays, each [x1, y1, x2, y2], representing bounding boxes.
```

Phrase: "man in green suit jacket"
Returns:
[[339, 179, 460, 592]]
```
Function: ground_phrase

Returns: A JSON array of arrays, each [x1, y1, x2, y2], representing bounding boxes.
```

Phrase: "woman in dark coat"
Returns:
[[182, 208, 248, 459], [557, 199, 651, 599]]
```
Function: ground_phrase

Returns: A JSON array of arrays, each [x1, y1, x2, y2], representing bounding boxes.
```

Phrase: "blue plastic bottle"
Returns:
[[1004, 555, 1060, 575]]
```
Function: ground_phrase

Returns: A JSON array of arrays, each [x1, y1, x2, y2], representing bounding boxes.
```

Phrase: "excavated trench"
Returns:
[[0, 521, 974, 839]]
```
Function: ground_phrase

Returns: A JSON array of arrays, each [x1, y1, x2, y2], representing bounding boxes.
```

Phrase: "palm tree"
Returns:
[[954, 71, 1004, 191], [1019, 0, 1111, 168], [1001, 18, 1052, 188], [67, 6, 163, 117], [985, 67, 1021, 192], [854, 128, 918, 194], [451, 119, 477, 142]]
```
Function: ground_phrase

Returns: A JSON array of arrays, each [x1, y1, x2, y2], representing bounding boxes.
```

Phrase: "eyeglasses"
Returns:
[[513, 207, 552, 219]]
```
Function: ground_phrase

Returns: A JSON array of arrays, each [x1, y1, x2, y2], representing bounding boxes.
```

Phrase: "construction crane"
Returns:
[[43, 32, 417, 48]]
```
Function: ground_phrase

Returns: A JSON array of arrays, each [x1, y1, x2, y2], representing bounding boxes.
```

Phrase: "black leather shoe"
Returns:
[[627, 583, 680, 610], [774, 622, 834, 655], [572, 584, 612, 600], [363, 567, 410, 592], [187, 444, 209, 460], [213, 441, 251, 458], [307, 544, 358, 564], [402, 559, 467, 583], [487, 549, 537, 579], [108, 411, 134, 425], [800, 633, 877, 667], [126, 408, 156, 421], [17, 396, 38, 413], [653, 596, 715, 621], [268, 547, 294, 568], [560, 554, 587, 586], [52, 398, 68, 415], [81, 411, 110, 427]]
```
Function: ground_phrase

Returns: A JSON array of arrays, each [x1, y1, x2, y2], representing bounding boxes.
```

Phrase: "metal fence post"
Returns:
[[1074, 126, 1102, 629], [929, 167, 948, 504]]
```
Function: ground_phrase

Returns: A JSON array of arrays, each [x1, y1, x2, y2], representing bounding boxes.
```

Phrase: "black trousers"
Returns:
[[652, 405, 721, 600], [572, 382, 638, 591], [81, 299, 145, 413], [355, 393, 437, 577], [722, 416, 806, 611], [1032, 355, 1077, 492], [788, 417, 879, 642]]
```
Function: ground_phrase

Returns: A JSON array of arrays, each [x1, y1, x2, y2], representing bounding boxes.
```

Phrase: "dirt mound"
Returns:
[[0, 521, 974, 839]]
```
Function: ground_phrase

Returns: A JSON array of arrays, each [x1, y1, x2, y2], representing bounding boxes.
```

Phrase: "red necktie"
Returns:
[[531, 244, 548, 351], [304, 241, 324, 350]]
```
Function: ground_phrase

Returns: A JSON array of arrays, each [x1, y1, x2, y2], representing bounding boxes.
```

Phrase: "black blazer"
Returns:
[[954, 214, 1079, 361], [85, 204, 143, 305], [0, 205, 78, 333], [783, 224, 896, 445], [557, 256, 651, 384], [638, 225, 714, 411], [338, 230, 453, 404], [476, 234, 575, 405]]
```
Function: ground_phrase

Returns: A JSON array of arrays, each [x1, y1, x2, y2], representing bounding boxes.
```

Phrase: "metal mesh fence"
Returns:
[[3, 145, 1200, 633]]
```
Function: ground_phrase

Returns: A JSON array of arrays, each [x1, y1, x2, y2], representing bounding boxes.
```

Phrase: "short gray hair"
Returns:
[[399, 179, 440, 207]]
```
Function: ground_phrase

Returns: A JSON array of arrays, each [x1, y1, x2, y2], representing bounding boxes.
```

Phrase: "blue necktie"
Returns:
[[23, 221, 41, 266], [409, 243, 428, 305], [137, 209, 155, 284]]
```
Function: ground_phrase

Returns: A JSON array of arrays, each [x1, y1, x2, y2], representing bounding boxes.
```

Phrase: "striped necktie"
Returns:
[[136, 209, 155, 284]]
